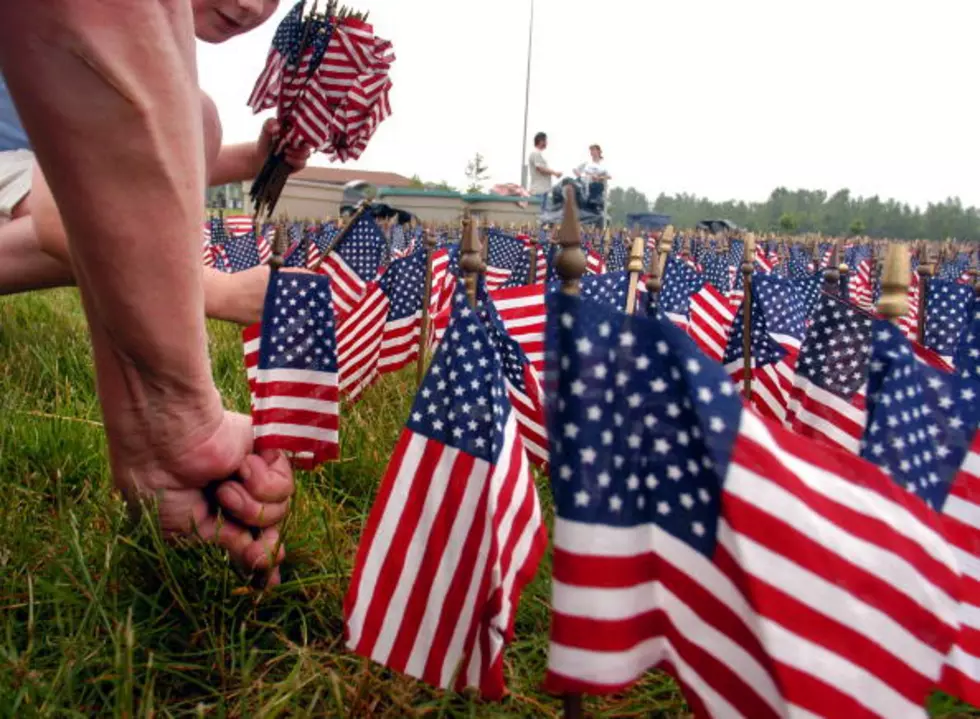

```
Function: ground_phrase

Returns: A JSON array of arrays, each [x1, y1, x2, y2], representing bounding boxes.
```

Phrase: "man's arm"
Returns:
[[0, 0, 291, 580], [210, 119, 312, 186]]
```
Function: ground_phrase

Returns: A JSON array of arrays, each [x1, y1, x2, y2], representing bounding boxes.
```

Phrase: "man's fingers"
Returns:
[[195, 513, 285, 579], [214, 481, 289, 528], [239, 451, 294, 503], [242, 526, 286, 573]]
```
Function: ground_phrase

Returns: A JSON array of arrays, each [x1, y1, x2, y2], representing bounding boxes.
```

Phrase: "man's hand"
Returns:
[[204, 265, 312, 326], [109, 400, 293, 585], [254, 118, 312, 176]]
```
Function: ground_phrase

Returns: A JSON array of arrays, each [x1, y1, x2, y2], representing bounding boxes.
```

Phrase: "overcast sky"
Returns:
[[198, 0, 980, 208]]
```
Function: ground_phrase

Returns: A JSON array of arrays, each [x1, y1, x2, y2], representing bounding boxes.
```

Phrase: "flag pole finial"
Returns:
[[555, 185, 586, 296], [878, 243, 910, 324]]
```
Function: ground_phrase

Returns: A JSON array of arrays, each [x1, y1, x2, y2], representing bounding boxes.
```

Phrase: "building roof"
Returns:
[[291, 166, 414, 188]]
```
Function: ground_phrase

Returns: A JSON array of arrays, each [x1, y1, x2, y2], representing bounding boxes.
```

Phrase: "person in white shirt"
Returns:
[[527, 131, 560, 202], [574, 143, 610, 185]]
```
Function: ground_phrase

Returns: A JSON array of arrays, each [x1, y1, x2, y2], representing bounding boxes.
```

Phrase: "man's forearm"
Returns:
[[0, 1, 212, 404], [210, 143, 260, 186]]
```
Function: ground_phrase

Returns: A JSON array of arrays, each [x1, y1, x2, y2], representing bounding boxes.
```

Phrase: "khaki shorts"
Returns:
[[0, 148, 33, 218]]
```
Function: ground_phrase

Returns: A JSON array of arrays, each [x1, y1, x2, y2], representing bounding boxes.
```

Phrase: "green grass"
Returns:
[[0, 289, 976, 718]]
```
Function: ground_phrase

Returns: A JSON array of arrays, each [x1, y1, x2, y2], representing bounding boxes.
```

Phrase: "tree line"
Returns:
[[608, 186, 980, 240]]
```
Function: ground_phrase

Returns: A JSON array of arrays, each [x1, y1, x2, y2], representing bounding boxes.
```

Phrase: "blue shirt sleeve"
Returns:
[[0, 73, 31, 152]]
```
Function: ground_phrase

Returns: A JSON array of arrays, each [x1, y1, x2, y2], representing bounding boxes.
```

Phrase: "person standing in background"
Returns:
[[527, 131, 560, 206]]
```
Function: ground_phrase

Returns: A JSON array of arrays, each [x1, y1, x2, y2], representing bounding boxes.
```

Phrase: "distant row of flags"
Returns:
[[219, 205, 980, 713]]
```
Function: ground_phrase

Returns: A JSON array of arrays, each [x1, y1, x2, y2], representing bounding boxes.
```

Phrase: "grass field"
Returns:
[[0, 289, 976, 718]]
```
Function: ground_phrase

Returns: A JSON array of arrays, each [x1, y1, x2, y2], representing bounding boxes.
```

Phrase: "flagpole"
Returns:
[[520, 0, 535, 188]]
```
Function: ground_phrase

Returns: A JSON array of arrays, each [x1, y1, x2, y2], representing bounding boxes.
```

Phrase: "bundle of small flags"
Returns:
[[247, 1, 395, 215]]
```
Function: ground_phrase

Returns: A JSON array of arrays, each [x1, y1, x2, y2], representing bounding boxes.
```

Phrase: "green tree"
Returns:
[[849, 218, 866, 236], [608, 186, 651, 226], [779, 213, 799, 233], [465, 153, 490, 194]]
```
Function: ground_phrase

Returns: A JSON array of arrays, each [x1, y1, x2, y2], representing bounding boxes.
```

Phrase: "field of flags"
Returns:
[[200, 185, 980, 716]]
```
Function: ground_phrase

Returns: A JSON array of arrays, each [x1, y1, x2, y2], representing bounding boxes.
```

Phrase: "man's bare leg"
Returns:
[[0, 0, 292, 581], [0, 214, 75, 295]]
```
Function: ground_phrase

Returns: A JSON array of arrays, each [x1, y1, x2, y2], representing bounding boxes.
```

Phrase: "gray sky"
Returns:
[[198, 0, 980, 208]]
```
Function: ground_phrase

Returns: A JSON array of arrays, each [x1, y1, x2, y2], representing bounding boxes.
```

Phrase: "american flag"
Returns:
[[702, 253, 732, 294], [577, 272, 632, 311], [281, 223, 307, 268], [476, 284, 546, 374], [517, 233, 547, 284], [898, 272, 921, 342], [247, 272, 340, 468], [726, 274, 808, 424], [478, 289, 548, 470], [344, 289, 546, 699], [247, 1, 305, 111], [586, 248, 606, 276], [544, 290, 961, 714], [861, 320, 980, 705], [787, 292, 873, 453], [317, 213, 387, 318], [485, 230, 525, 291], [223, 230, 265, 272], [659, 256, 705, 328], [377, 247, 427, 374], [924, 280, 974, 362], [788, 246, 814, 279], [754, 245, 778, 274], [688, 283, 737, 363], [336, 281, 389, 402], [296, 16, 394, 161], [205, 216, 231, 272], [955, 299, 980, 382], [848, 258, 875, 312], [607, 235, 628, 273]]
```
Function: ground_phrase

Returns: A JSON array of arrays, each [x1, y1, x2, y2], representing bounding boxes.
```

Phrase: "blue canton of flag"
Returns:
[[337, 214, 388, 282], [723, 284, 787, 369], [753, 273, 808, 342], [408, 290, 510, 462], [659, 256, 705, 319], [223, 231, 262, 272], [863, 320, 980, 510], [792, 273, 824, 320], [486, 230, 531, 289], [728, 239, 745, 290], [545, 291, 738, 556], [252, 271, 340, 466], [546, 272, 630, 311], [788, 245, 814, 279], [702, 253, 732, 294], [207, 216, 231, 272], [274, 1, 306, 66], [607, 236, 628, 273], [795, 293, 873, 399], [282, 223, 307, 268], [955, 299, 980, 382], [316, 223, 339, 252], [379, 247, 426, 321], [925, 280, 974, 357]]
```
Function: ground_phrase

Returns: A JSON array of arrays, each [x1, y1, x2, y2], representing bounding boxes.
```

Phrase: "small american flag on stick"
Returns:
[[245, 271, 340, 468]]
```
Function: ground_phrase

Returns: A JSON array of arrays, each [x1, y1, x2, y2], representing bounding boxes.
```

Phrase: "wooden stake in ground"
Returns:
[[460, 213, 485, 307], [554, 183, 587, 719], [624, 236, 645, 315]]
